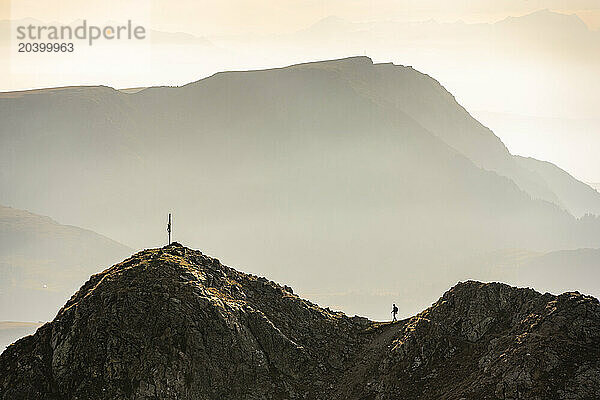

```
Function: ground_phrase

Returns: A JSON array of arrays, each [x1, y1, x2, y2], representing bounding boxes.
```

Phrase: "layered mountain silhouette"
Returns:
[[1, 244, 598, 399], [1, 57, 599, 318], [0, 205, 131, 322], [515, 156, 600, 217]]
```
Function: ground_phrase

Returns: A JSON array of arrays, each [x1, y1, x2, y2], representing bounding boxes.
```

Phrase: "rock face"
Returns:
[[1, 244, 599, 399]]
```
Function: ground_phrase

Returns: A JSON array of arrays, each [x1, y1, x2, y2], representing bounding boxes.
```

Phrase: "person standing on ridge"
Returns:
[[392, 303, 398, 322]]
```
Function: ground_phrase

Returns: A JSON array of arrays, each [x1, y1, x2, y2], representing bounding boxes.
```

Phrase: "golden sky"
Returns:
[[3, 0, 599, 34]]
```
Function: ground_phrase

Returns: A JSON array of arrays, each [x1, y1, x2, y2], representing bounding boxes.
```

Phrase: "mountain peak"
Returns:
[[286, 55, 374, 70], [499, 9, 589, 31], [1, 245, 599, 399]]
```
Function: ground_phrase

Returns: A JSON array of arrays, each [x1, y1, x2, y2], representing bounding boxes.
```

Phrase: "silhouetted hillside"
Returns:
[[0, 205, 131, 322], [515, 156, 600, 217]]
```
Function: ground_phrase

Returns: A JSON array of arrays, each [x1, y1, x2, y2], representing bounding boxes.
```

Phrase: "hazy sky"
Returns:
[[1, 0, 599, 182], [3, 0, 600, 34]]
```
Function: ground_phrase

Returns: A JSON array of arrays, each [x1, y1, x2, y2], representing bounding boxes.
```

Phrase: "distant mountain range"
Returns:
[[0, 205, 131, 322], [218, 10, 600, 118], [1, 57, 599, 318], [2, 10, 599, 121]]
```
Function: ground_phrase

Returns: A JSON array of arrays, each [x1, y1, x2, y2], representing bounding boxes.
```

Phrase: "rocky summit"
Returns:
[[1, 244, 599, 399]]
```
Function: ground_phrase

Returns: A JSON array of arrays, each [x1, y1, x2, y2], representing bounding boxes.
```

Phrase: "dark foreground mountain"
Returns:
[[1, 244, 598, 399]]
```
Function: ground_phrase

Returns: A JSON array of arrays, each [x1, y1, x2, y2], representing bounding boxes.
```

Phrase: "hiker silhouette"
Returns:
[[392, 303, 398, 322]]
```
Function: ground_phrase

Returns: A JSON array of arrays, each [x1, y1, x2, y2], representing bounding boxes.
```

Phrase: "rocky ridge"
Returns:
[[1, 243, 598, 399]]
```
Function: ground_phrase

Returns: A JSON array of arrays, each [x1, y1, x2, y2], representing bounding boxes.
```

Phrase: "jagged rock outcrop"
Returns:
[[338, 282, 600, 400], [1, 244, 599, 399]]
